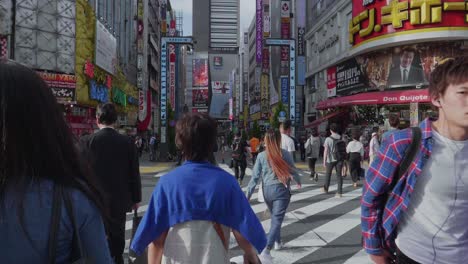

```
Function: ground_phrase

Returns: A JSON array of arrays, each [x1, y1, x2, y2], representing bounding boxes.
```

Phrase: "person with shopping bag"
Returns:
[[130, 113, 266, 263], [246, 129, 302, 263]]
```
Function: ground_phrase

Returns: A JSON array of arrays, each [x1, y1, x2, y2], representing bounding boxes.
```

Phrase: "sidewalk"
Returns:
[[139, 153, 177, 175]]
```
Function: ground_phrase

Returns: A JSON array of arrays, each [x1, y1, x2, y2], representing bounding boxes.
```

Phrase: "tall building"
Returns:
[[191, 0, 240, 122]]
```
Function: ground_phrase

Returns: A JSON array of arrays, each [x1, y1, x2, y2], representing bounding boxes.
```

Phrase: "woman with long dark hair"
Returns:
[[246, 129, 302, 262], [0, 60, 112, 263]]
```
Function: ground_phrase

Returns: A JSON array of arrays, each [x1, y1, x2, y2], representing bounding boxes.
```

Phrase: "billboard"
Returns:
[[327, 67, 337, 97], [169, 44, 176, 110], [210, 81, 230, 118], [213, 56, 223, 67], [95, 20, 117, 75], [256, 0, 263, 63], [37, 72, 76, 104], [350, 0, 468, 48], [192, 59, 209, 87], [192, 88, 209, 107]]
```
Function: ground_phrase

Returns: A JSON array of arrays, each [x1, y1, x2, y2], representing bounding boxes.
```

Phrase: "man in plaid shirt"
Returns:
[[362, 57, 468, 264]]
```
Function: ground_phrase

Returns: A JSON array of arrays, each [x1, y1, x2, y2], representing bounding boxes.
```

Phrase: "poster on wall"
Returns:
[[192, 59, 208, 87], [37, 72, 77, 103], [212, 81, 230, 94], [327, 67, 336, 97], [335, 58, 366, 96], [192, 88, 209, 107]]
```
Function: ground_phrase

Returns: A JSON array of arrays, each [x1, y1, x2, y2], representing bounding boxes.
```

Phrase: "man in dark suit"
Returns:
[[387, 47, 426, 86], [80, 103, 141, 264]]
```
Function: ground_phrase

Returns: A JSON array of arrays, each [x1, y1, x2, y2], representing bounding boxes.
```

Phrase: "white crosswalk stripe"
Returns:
[[125, 164, 365, 263]]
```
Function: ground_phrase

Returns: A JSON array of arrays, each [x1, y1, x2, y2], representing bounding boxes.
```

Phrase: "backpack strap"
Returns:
[[390, 127, 422, 189]]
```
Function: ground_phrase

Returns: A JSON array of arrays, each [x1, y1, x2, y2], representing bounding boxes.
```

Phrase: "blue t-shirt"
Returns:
[[131, 161, 267, 255], [0, 180, 113, 264]]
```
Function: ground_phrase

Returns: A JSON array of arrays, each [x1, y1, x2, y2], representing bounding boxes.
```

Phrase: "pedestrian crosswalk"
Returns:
[[124, 163, 371, 264]]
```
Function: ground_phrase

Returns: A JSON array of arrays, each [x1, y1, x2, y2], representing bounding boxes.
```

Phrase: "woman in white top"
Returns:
[[346, 130, 365, 187]]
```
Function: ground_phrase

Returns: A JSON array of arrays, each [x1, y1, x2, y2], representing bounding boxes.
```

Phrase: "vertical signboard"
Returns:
[[256, 0, 263, 63], [169, 44, 176, 110], [281, 76, 288, 104], [296, 0, 306, 86], [161, 40, 168, 131], [260, 74, 269, 118], [289, 40, 295, 121], [327, 67, 337, 97], [280, 1, 290, 76], [410, 102, 419, 127]]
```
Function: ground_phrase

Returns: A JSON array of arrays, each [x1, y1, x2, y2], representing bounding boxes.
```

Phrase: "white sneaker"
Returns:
[[259, 250, 273, 264], [274, 241, 283, 250]]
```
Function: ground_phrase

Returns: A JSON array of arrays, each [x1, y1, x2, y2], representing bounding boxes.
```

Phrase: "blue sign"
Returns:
[[265, 39, 291, 46], [89, 80, 109, 103], [127, 96, 139, 106], [279, 111, 286, 117], [297, 56, 306, 86], [281, 77, 288, 104]]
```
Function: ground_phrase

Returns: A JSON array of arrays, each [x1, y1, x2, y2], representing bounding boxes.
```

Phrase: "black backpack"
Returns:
[[231, 138, 244, 160], [332, 137, 347, 161]]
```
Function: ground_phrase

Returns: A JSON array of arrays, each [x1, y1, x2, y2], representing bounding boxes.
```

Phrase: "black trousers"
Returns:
[[324, 161, 344, 194], [108, 210, 126, 264], [233, 159, 246, 181], [348, 152, 362, 183], [307, 157, 317, 176]]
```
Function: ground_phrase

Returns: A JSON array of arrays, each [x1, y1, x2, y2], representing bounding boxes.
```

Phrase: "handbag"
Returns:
[[48, 185, 91, 264], [128, 209, 148, 264]]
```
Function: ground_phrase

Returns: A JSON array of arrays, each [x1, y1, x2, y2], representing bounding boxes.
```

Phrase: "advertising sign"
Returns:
[[335, 58, 366, 96], [281, 76, 289, 104], [95, 20, 117, 75], [262, 48, 269, 73], [192, 88, 209, 107], [212, 81, 230, 94], [37, 72, 76, 103], [256, 0, 263, 63], [210, 81, 230, 119], [280, 1, 290, 18], [261, 74, 269, 115], [169, 44, 176, 110], [138, 90, 146, 121], [263, 0, 270, 37], [350, 0, 468, 48], [192, 59, 209, 87], [289, 40, 295, 122], [213, 56, 223, 68], [327, 66, 337, 97]]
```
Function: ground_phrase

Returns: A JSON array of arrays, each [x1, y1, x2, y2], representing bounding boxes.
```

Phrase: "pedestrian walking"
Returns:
[[362, 57, 468, 264], [135, 136, 143, 158], [0, 60, 113, 263], [249, 135, 260, 164], [368, 130, 380, 165], [341, 133, 350, 178], [382, 113, 400, 143], [305, 129, 321, 181], [231, 132, 249, 185], [247, 129, 302, 263], [280, 120, 296, 159], [79, 103, 142, 264], [322, 123, 347, 197], [130, 113, 266, 263], [346, 130, 364, 188]]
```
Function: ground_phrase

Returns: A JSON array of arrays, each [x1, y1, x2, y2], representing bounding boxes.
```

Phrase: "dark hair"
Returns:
[[235, 131, 241, 137], [280, 120, 292, 131], [96, 103, 118, 125], [311, 129, 319, 137], [0, 60, 106, 229], [351, 129, 361, 141], [388, 114, 400, 128], [401, 46, 416, 55], [175, 113, 217, 161], [329, 123, 338, 133], [429, 57, 468, 99]]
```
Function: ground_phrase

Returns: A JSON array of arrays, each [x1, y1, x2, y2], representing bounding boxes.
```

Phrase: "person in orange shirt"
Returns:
[[250, 136, 260, 164]]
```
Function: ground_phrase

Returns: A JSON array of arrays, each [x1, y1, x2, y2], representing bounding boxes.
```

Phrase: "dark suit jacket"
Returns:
[[387, 66, 425, 86], [80, 128, 141, 213]]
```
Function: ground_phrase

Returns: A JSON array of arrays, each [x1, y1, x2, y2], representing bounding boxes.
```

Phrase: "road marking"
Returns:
[[343, 249, 372, 264]]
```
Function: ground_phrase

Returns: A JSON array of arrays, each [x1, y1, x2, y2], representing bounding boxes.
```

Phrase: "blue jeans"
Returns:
[[263, 183, 291, 248]]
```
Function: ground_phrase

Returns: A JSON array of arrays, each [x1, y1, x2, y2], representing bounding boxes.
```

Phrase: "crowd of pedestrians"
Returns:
[[1, 56, 467, 264]]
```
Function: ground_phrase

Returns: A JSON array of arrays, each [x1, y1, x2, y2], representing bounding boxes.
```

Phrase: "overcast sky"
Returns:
[[170, 0, 255, 36]]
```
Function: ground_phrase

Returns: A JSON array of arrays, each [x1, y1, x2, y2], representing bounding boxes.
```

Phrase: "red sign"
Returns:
[[37, 72, 76, 89], [317, 88, 430, 109], [327, 66, 337, 97], [351, 0, 468, 47]]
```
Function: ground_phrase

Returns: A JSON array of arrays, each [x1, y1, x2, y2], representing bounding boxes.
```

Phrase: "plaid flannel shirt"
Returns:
[[361, 118, 434, 255]]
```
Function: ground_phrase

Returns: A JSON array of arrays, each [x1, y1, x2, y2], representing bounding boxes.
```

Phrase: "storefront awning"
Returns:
[[304, 110, 348, 129], [316, 89, 431, 110]]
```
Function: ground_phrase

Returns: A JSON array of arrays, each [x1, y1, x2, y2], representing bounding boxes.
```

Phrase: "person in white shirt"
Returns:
[[346, 130, 364, 188], [280, 120, 295, 158], [322, 123, 345, 197], [368, 131, 380, 165], [304, 129, 321, 181]]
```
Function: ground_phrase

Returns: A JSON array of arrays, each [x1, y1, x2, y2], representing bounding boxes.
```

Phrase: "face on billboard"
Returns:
[[400, 51, 415, 68]]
